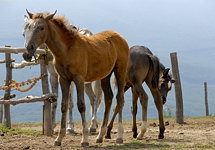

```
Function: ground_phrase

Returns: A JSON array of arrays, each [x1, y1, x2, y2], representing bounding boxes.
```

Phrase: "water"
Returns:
[[0, 0, 215, 122]]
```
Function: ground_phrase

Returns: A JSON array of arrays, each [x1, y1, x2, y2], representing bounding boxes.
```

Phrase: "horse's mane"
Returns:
[[32, 12, 78, 40]]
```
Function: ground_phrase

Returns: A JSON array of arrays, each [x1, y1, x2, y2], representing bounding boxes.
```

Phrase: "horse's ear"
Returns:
[[26, 9, 33, 19], [163, 68, 170, 78], [24, 15, 30, 23], [171, 79, 175, 83], [45, 10, 57, 20]]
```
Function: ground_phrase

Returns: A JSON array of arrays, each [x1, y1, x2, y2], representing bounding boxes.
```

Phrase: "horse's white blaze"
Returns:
[[137, 121, 147, 140], [168, 80, 172, 90]]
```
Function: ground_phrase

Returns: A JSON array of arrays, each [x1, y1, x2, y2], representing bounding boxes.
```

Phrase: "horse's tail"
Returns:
[[147, 54, 161, 88], [113, 75, 132, 92]]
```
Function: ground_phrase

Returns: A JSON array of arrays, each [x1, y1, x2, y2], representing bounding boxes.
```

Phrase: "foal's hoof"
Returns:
[[158, 134, 164, 139], [54, 141, 61, 146], [116, 138, 123, 144], [96, 138, 103, 143], [66, 128, 76, 134], [133, 132, 138, 138], [137, 136, 143, 140], [105, 133, 111, 139], [90, 128, 97, 134], [81, 142, 89, 147]]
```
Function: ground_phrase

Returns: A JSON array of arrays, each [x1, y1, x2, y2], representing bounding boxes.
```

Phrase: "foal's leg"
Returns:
[[73, 76, 89, 146], [84, 82, 97, 133], [54, 77, 70, 146], [47, 62, 59, 129], [93, 80, 102, 128], [105, 104, 118, 139], [66, 82, 75, 134], [114, 68, 126, 144], [148, 84, 165, 139], [96, 74, 113, 143], [133, 83, 148, 140], [131, 87, 139, 138], [106, 83, 130, 139]]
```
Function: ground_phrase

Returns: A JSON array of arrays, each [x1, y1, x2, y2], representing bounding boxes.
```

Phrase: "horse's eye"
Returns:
[[38, 26, 44, 31]]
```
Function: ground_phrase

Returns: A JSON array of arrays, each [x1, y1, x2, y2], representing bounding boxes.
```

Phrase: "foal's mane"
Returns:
[[32, 12, 78, 39]]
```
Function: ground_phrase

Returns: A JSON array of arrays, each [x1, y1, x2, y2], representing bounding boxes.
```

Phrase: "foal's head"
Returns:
[[23, 10, 57, 55], [158, 68, 175, 104]]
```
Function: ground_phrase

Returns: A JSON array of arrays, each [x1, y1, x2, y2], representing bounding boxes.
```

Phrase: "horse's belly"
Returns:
[[85, 61, 115, 82]]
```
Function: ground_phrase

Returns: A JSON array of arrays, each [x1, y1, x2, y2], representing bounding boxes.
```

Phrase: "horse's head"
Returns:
[[23, 10, 57, 55], [158, 68, 175, 104]]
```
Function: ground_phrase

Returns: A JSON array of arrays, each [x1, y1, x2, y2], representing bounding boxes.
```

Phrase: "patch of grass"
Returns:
[[0, 124, 41, 136]]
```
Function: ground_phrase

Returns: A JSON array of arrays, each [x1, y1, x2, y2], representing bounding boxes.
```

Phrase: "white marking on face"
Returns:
[[168, 81, 172, 89]]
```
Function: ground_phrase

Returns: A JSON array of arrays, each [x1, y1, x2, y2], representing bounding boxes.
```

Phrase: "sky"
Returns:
[[0, 0, 215, 121]]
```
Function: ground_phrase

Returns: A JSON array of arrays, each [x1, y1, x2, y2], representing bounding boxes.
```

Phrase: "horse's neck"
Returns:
[[45, 22, 69, 58]]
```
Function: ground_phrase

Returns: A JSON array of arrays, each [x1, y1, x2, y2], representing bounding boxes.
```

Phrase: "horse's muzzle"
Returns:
[[26, 43, 36, 55], [162, 96, 166, 104]]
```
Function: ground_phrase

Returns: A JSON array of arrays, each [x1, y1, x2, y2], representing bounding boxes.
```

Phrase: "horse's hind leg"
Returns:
[[66, 82, 75, 134], [114, 67, 127, 144], [105, 104, 119, 139], [96, 73, 113, 143], [85, 82, 97, 133], [133, 83, 148, 140], [47, 62, 59, 130], [54, 77, 70, 146], [131, 87, 138, 138]]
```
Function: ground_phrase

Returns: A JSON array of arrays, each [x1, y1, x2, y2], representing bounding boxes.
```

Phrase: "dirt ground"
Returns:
[[0, 116, 215, 150]]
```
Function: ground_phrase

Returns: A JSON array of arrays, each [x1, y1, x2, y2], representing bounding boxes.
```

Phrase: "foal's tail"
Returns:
[[148, 54, 161, 88]]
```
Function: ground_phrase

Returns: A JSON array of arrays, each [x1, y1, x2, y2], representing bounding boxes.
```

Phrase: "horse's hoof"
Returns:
[[137, 136, 143, 140], [96, 138, 103, 143], [81, 142, 89, 147], [158, 134, 164, 139], [133, 132, 138, 138], [105, 133, 111, 139], [90, 128, 97, 134], [54, 141, 61, 146], [116, 138, 123, 144], [66, 128, 75, 134]]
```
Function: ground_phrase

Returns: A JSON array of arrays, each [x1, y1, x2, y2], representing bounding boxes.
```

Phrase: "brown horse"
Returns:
[[105, 46, 175, 140], [23, 10, 129, 146]]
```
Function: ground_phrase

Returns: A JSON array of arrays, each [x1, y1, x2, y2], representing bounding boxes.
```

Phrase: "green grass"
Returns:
[[0, 124, 41, 136]]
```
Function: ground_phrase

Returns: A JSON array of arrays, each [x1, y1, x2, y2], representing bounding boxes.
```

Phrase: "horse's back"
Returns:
[[127, 46, 152, 83], [79, 30, 129, 81]]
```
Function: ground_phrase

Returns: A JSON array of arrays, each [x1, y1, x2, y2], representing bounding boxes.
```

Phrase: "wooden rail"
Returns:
[[0, 47, 46, 54], [0, 93, 57, 105], [0, 46, 53, 135]]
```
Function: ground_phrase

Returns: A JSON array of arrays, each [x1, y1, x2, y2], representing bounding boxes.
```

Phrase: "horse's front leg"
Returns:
[[54, 77, 70, 146], [149, 87, 165, 139], [74, 76, 89, 147], [66, 82, 75, 134]]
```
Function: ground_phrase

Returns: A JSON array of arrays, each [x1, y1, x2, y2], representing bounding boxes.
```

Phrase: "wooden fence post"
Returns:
[[3, 53, 12, 128], [40, 55, 52, 136], [170, 52, 184, 124], [0, 104, 3, 123], [204, 82, 209, 116]]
